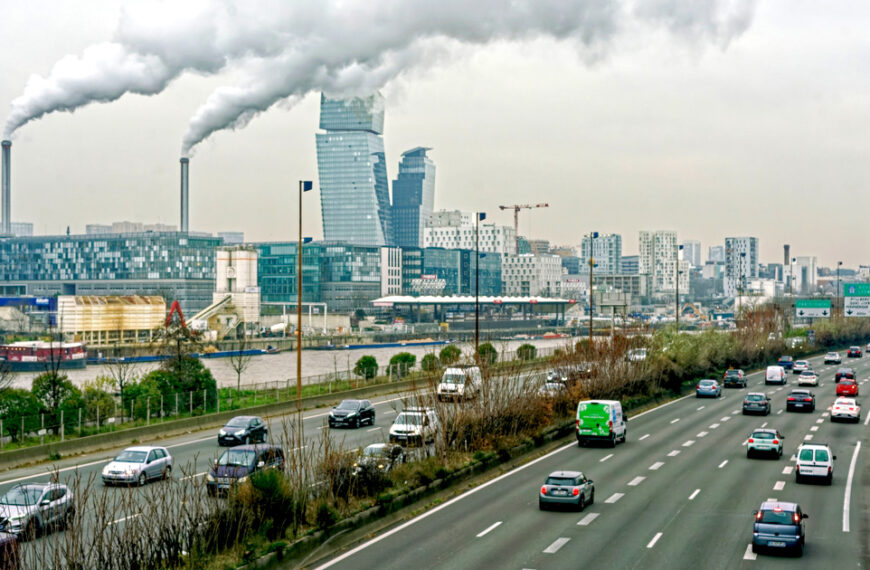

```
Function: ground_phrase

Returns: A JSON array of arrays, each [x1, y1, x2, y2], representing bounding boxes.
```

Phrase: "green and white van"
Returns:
[[576, 400, 627, 447]]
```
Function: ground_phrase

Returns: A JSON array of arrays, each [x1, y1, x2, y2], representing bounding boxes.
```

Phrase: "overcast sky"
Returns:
[[1, 1, 868, 268]]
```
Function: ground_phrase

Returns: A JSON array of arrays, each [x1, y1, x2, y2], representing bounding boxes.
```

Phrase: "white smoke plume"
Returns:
[[3, 0, 758, 152]]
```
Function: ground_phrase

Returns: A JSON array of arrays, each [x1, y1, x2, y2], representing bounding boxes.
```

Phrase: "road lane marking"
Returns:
[[476, 521, 502, 538], [697, 406, 705, 411], [0, 457, 112, 486], [639, 434, 650, 441], [166, 435, 218, 449], [682, 440, 695, 447], [709, 423, 720, 429], [689, 489, 700, 500], [773, 481, 786, 491], [731, 410, 739, 415], [605, 493, 624, 503], [670, 418, 680, 424], [317, 426, 328, 430], [810, 426, 819, 432], [647, 532, 663, 548], [667, 450, 680, 457], [543, 538, 570, 554], [865, 413, 870, 426], [628, 476, 646, 486], [767, 497, 778, 501], [777, 410, 783, 415], [782, 466, 794, 475], [721, 417, 731, 422], [696, 431, 708, 438], [804, 435, 813, 441], [743, 544, 757, 560], [843, 442, 862, 532], [180, 471, 206, 481], [108, 513, 142, 526], [741, 439, 748, 446], [577, 513, 599, 526], [649, 462, 664, 471], [816, 419, 824, 424], [822, 412, 829, 417], [718, 460, 728, 469], [367, 427, 381, 432], [761, 422, 768, 428], [600, 454, 614, 463]]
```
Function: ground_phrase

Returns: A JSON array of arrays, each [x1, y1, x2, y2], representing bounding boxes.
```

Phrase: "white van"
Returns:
[[437, 366, 482, 401], [576, 400, 627, 447], [765, 365, 787, 385]]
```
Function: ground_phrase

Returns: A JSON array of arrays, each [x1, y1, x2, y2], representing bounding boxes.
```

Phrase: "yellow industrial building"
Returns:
[[58, 295, 166, 345]]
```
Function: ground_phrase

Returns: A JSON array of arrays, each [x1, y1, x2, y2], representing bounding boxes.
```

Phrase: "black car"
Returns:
[[353, 443, 406, 476], [742, 392, 771, 415], [723, 369, 746, 388], [328, 399, 375, 428], [777, 356, 794, 370], [835, 367, 855, 383], [786, 390, 815, 412], [206, 444, 284, 496], [217, 416, 268, 446]]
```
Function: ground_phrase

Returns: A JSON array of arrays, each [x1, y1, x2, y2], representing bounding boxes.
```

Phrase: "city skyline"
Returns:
[[1, 2, 869, 267]]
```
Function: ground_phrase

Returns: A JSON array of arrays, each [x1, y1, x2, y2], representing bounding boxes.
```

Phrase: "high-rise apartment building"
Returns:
[[316, 93, 392, 246], [392, 147, 435, 248], [724, 237, 759, 297], [581, 233, 622, 274], [638, 231, 688, 295], [708, 245, 725, 263], [423, 210, 516, 256], [681, 240, 701, 267]]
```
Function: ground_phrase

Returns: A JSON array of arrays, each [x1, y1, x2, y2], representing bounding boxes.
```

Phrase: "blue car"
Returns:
[[777, 356, 794, 370], [752, 501, 807, 557], [695, 379, 722, 398]]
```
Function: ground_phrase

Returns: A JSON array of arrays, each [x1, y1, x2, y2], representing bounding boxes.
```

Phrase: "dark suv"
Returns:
[[218, 416, 268, 446], [207, 444, 284, 496], [835, 367, 855, 383], [742, 392, 771, 415], [777, 356, 794, 370], [723, 369, 746, 388], [752, 501, 808, 557]]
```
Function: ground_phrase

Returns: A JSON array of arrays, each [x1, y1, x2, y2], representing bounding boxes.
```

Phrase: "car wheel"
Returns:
[[138, 472, 147, 487], [751, 543, 759, 554], [538, 500, 546, 511], [355, 418, 361, 429], [163, 465, 172, 480], [588, 489, 594, 505], [577, 438, 584, 448], [609, 434, 617, 448], [765, 408, 770, 416], [370, 414, 376, 425], [746, 449, 752, 459], [577, 494, 586, 512], [795, 472, 802, 484], [794, 543, 804, 557], [826, 474, 833, 486], [24, 518, 39, 541]]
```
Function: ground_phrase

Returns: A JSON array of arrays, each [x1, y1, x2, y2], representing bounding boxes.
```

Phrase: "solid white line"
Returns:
[[647, 532, 663, 548], [605, 493, 624, 504], [843, 442, 862, 532], [476, 521, 502, 538], [649, 462, 664, 471], [638, 434, 650, 441], [108, 513, 142, 526], [180, 471, 206, 481], [667, 450, 680, 457], [670, 418, 680, 424], [628, 476, 646, 486], [543, 537, 570, 554], [682, 440, 695, 447], [0, 456, 111, 486], [600, 454, 614, 462], [743, 544, 757, 560], [688, 489, 700, 500], [577, 513, 599, 526], [718, 460, 728, 469], [761, 422, 768, 428], [367, 427, 381, 432], [696, 431, 708, 438], [782, 466, 794, 475], [773, 481, 785, 491], [865, 413, 870, 427]]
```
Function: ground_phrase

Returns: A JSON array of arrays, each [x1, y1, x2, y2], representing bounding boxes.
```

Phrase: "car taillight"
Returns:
[[804, 398, 812, 402], [773, 440, 779, 444], [696, 384, 700, 390], [576, 419, 580, 428], [572, 488, 580, 496], [541, 486, 547, 495], [793, 513, 801, 523], [608, 420, 613, 430], [828, 466, 832, 474], [787, 397, 795, 401], [748, 438, 754, 443]]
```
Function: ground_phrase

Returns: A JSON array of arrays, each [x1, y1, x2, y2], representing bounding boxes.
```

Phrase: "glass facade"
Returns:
[[421, 248, 502, 296], [392, 147, 435, 248], [316, 93, 392, 246]]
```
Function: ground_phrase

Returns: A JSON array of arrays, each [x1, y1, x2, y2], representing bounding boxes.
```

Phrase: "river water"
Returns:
[[8, 336, 580, 390]]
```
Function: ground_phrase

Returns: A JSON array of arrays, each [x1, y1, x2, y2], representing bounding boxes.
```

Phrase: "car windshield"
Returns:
[[545, 477, 577, 486], [780, 356, 792, 361], [795, 361, 807, 366], [395, 412, 423, 426], [337, 401, 360, 410], [0, 486, 43, 506], [218, 450, 256, 467], [837, 399, 856, 406], [442, 373, 467, 384], [758, 509, 795, 525], [362, 446, 387, 458], [115, 450, 147, 463], [828, 353, 838, 357], [746, 394, 765, 401], [725, 370, 740, 376], [815, 449, 829, 462], [699, 380, 715, 387], [752, 432, 774, 439], [225, 418, 249, 428], [800, 371, 814, 376]]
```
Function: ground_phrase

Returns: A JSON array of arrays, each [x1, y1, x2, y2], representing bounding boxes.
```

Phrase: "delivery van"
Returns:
[[576, 400, 627, 448], [765, 365, 787, 385]]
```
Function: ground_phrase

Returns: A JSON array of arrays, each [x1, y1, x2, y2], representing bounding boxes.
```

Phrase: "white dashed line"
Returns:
[[709, 423, 720, 429], [682, 440, 695, 447], [731, 410, 739, 415], [743, 544, 757, 560], [721, 417, 731, 422], [767, 497, 778, 502], [741, 439, 748, 446], [667, 450, 681, 457], [649, 462, 665, 471], [543, 538, 570, 554], [697, 431, 708, 438], [367, 427, 381, 432], [773, 481, 786, 491], [476, 521, 502, 538], [777, 410, 784, 415], [804, 434, 814, 441], [810, 426, 819, 432], [782, 466, 794, 475], [180, 471, 206, 481], [689, 489, 700, 500], [670, 418, 680, 424], [577, 513, 600, 526], [697, 406, 705, 411], [816, 419, 824, 424], [605, 493, 624, 504], [639, 434, 650, 441], [822, 412, 829, 417], [628, 476, 646, 486], [647, 532, 663, 548], [108, 513, 142, 526], [718, 460, 728, 469], [600, 454, 614, 463]]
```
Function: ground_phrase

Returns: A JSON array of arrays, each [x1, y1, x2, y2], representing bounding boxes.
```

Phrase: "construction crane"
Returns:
[[498, 203, 549, 253]]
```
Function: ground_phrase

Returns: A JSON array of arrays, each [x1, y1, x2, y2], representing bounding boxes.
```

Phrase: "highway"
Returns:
[[315, 352, 870, 569]]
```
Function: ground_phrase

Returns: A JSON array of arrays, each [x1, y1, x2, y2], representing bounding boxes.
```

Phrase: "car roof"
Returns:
[[834, 397, 857, 405], [751, 428, 778, 434], [364, 443, 388, 450], [746, 391, 767, 396], [227, 415, 257, 421], [798, 442, 830, 449], [789, 389, 812, 394], [124, 446, 165, 452], [699, 379, 717, 383], [759, 500, 798, 511], [547, 470, 584, 478], [799, 369, 815, 374], [226, 443, 282, 452]]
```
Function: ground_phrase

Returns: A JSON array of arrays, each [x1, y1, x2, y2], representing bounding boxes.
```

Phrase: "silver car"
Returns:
[[696, 379, 722, 398], [0, 483, 75, 538], [539, 470, 594, 511], [101, 446, 173, 486]]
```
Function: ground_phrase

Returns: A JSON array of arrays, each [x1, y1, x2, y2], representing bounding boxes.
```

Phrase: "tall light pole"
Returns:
[[475, 212, 485, 356], [737, 252, 746, 323], [296, 180, 313, 408], [586, 232, 599, 347], [837, 260, 843, 318], [675, 243, 683, 332]]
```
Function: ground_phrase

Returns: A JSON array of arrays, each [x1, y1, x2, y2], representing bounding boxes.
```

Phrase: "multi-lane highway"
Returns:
[[315, 351, 870, 569]]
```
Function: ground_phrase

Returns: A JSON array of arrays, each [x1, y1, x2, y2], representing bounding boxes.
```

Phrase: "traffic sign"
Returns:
[[844, 283, 870, 296], [794, 299, 831, 318], [844, 296, 870, 317]]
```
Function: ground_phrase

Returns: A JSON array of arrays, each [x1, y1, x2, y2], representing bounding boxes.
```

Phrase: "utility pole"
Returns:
[[586, 232, 598, 349], [296, 180, 312, 408]]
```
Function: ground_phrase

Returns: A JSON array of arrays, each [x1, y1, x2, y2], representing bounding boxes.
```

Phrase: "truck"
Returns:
[[437, 366, 482, 402]]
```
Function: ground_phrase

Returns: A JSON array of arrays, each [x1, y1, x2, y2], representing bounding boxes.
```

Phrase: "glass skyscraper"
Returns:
[[392, 147, 435, 248], [316, 93, 393, 246]]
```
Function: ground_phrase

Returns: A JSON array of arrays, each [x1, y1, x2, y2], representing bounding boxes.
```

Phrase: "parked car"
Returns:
[[0, 532, 19, 569], [352, 443, 406, 475], [101, 446, 172, 487], [746, 428, 784, 459], [765, 366, 787, 385], [777, 356, 794, 370], [696, 379, 722, 398], [0, 483, 75, 539], [218, 415, 268, 445], [742, 393, 771, 415], [835, 367, 855, 383], [539, 470, 594, 511], [751, 501, 808, 556], [797, 370, 818, 386], [389, 407, 438, 446], [328, 400, 376, 428], [847, 346, 863, 358], [722, 369, 746, 388], [831, 397, 860, 423], [824, 352, 842, 364], [795, 443, 835, 485], [836, 379, 859, 397], [786, 390, 815, 412], [792, 360, 810, 374], [206, 444, 285, 496]]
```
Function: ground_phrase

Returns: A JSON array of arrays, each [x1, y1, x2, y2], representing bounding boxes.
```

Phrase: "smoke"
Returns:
[[3, 0, 758, 150]]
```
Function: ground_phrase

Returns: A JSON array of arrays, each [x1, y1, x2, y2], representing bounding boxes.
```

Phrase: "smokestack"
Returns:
[[1, 140, 10, 236], [180, 157, 189, 233]]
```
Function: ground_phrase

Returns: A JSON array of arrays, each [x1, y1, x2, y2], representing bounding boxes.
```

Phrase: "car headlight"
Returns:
[[346, 412, 357, 417], [377, 464, 384, 469], [218, 429, 226, 436], [206, 473, 215, 482], [9, 514, 27, 522], [238, 476, 248, 483], [234, 430, 246, 436]]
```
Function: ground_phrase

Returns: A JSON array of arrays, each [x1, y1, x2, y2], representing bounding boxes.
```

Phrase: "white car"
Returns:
[[795, 443, 835, 485], [831, 397, 861, 423], [792, 360, 810, 374], [388, 407, 439, 446], [797, 370, 818, 386], [824, 352, 841, 364], [101, 446, 173, 486]]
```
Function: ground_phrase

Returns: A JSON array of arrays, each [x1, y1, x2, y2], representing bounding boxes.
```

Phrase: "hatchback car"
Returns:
[[695, 379, 722, 398], [752, 501, 807, 557], [352, 443, 406, 476], [722, 369, 746, 388], [786, 390, 815, 412], [824, 352, 842, 364], [328, 399, 376, 428], [797, 370, 818, 386], [742, 393, 771, 415], [835, 367, 855, 382], [792, 360, 810, 374], [0, 483, 74, 538], [539, 471, 594, 511], [795, 443, 835, 484], [746, 429, 784, 459], [101, 446, 172, 486], [218, 416, 268, 446], [847, 346, 863, 358], [836, 379, 859, 397], [831, 397, 860, 423], [206, 444, 285, 496]]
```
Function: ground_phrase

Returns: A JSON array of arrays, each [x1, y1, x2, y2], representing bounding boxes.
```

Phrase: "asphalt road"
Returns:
[[315, 352, 870, 569]]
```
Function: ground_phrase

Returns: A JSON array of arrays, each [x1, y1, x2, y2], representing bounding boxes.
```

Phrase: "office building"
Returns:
[[502, 254, 563, 297], [392, 147, 435, 248], [581, 233, 622, 274], [316, 93, 392, 246], [681, 240, 701, 267], [708, 245, 725, 263], [217, 231, 245, 245], [423, 210, 516, 255], [620, 255, 639, 274], [724, 237, 759, 297]]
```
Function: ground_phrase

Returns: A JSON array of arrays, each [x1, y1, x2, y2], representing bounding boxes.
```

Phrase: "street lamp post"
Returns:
[[837, 260, 843, 318], [296, 180, 313, 408], [737, 252, 746, 323], [475, 212, 485, 356], [586, 232, 598, 347], [675, 244, 683, 332]]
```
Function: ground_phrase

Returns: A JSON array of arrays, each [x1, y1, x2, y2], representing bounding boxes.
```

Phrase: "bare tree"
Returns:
[[228, 322, 254, 396]]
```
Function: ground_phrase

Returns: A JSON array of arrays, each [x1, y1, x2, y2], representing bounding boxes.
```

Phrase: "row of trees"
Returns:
[[351, 342, 514, 380]]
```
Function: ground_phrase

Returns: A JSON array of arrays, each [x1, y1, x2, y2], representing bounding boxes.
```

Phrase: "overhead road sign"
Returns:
[[844, 283, 870, 317], [795, 299, 831, 318]]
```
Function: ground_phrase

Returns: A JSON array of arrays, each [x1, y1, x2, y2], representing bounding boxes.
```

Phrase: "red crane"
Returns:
[[498, 203, 549, 253]]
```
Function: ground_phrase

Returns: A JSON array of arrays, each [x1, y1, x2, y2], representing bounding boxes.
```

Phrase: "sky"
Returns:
[[0, 1, 868, 268]]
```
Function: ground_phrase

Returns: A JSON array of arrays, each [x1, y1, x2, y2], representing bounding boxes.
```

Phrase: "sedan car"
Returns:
[[352, 443, 406, 476], [835, 367, 855, 383], [328, 399, 376, 428], [792, 360, 810, 374], [696, 379, 722, 398], [786, 390, 815, 412], [742, 393, 771, 415], [101, 446, 172, 486], [218, 416, 268, 446], [824, 352, 842, 364], [847, 346, 863, 358], [797, 370, 818, 387], [0, 483, 74, 538], [746, 428, 784, 459], [836, 379, 859, 397], [752, 501, 808, 557], [722, 369, 746, 388], [831, 397, 860, 423], [539, 470, 594, 511]]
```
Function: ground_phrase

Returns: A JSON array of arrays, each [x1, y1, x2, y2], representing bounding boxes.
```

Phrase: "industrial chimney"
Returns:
[[1, 140, 10, 236], [180, 157, 189, 233]]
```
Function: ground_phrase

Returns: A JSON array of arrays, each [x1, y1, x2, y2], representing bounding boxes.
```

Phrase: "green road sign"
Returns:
[[843, 283, 870, 297], [795, 299, 831, 309]]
